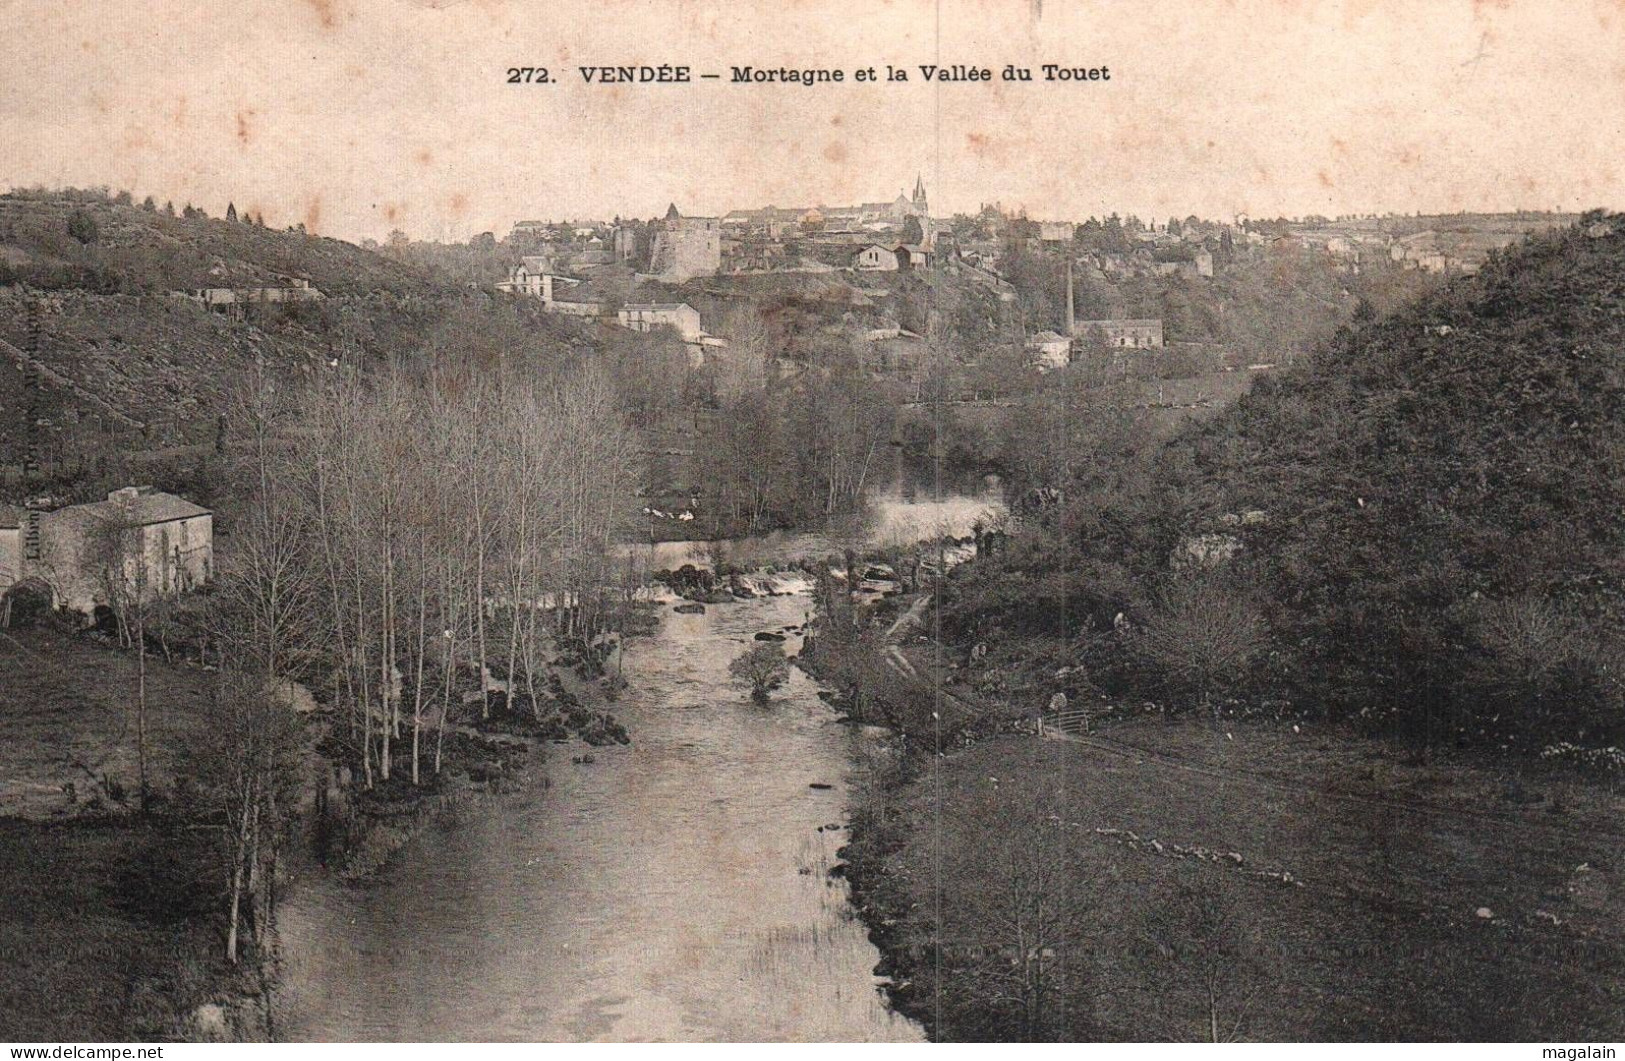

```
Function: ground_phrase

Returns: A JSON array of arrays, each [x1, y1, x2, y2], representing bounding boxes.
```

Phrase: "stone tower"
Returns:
[[648, 205, 721, 282]]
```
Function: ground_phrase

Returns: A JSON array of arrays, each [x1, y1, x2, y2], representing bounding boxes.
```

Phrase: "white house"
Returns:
[[499, 257, 581, 300], [1025, 330, 1073, 370], [853, 244, 902, 271], [547, 299, 607, 319], [177, 277, 322, 309], [618, 303, 704, 342], [1072, 319, 1165, 349]]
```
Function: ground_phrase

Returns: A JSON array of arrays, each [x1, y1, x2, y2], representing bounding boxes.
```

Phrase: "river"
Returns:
[[271, 493, 999, 1041], [626, 488, 1003, 573]]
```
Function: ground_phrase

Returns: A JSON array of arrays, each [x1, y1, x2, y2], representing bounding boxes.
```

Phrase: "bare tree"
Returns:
[[1134, 575, 1267, 720], [82, 501, 153, 809], [931, 777, 1101, 1040], [1140, 882, 1264, 1042], [234, 353, 642, 792], [213, 365, 315, 683], [179, 669, 305, 964]]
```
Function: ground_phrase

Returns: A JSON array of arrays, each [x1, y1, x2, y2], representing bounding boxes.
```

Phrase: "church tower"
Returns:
[[911, 174, 928, 217]]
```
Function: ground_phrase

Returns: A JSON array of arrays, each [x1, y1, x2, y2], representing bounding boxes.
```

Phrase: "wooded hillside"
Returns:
[[947, 213, 1625, 755]]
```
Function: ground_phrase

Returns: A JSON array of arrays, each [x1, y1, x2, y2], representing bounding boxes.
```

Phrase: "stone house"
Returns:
[[1025, 330, 1073, 370], [897, 244, 933, 270], [177, 277, 322, 312], [618, 302, 704, 342], [498, 256, 566, 298], [1072, 318, 1165, 349], [24, 488, 213, 616]]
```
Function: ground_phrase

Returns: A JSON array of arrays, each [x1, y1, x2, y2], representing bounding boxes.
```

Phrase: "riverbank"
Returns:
[[0, 614, 638, 1041], [316, 655, 633, 883], [0, 812, 275, 1041], [0, 491, 985, 1042], [806, 603, 1625, 1041]]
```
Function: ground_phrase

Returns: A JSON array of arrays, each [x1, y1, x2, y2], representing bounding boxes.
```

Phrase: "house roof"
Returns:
[[1028, 330, 1069, 344], [76, 490, 210, 527], [726, 206, 810, 222], [621, 302, 695, 313]]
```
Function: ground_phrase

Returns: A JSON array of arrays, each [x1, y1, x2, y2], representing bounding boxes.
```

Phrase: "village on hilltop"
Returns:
[[485, 176, 1567, 372]]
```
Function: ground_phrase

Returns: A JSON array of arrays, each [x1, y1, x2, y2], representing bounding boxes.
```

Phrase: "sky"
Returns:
[[2, 0, 1623, 242]]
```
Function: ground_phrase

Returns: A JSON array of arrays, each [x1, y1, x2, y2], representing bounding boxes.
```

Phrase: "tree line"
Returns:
[[84, 352, 643, 965]]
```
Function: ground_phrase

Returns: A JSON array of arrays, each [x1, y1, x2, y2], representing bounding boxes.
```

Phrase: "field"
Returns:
[[0, 626, 213, 820], [862, 718, 1625, 1040], [0, 626, 244, 1040], [0, 817, 251, 1040]]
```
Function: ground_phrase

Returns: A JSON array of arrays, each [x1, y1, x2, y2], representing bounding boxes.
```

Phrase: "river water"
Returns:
[[626, 489, 1003, 573], [272, 494, 998, 1042]]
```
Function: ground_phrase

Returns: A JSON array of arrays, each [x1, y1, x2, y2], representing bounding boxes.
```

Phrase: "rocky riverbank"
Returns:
[[312, 632, 638, 876], [793, 629, 943, 1037]]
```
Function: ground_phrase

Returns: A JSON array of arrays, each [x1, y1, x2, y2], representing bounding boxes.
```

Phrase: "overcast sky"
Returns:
[[3, 0, 1622, 241]]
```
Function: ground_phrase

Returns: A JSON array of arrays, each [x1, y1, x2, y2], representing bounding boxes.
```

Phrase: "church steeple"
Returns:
[[911, 174, 927, 211]]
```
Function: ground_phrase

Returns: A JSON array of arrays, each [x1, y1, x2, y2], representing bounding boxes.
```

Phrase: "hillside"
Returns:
[[0, 190, 445, 297], [821, 215, 1625, 1042], [0, 191, 615, 475], [941, 212, 1625, 754], [1157, 212, 1625, 744]]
